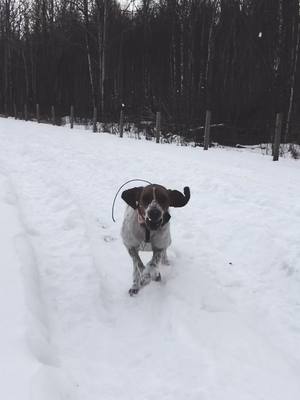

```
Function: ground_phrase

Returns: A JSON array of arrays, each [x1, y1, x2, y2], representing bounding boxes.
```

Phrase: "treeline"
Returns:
[[1, 0, 300, 143]]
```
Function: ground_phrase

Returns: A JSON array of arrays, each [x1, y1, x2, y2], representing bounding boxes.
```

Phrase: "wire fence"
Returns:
[[1, 104, 300, 159]]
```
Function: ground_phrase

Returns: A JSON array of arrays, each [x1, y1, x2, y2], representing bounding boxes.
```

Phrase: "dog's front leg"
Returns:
[[128, 247, 150, 295], [146, 248, 164, 282]]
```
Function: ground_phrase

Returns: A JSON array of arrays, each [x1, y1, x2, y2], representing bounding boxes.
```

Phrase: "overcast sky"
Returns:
[[119, 0, 141, 9]]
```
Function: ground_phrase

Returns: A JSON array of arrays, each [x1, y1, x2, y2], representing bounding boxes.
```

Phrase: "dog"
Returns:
[[121, 184, 190, 295]]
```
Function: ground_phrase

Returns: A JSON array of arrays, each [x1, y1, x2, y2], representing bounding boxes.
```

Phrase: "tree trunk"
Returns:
[[274, 0, 284, 112], [4, 0, 13, 114], [205, 7, 216, 110], [100, 0, 108, 117], [285, 9, 300, 142], [83, 0, 96, 109], [22, 49, 30, 106]]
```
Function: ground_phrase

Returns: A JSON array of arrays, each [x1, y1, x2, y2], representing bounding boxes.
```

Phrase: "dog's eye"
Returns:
[[141, 193, 152, 205], [156, 192, 168, 206]]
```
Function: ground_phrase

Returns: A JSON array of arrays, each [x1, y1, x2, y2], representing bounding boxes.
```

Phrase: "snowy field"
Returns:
[[0, 117, 300, 400]]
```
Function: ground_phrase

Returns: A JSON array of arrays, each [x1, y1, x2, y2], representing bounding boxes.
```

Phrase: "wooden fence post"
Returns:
[[14, 103, 17, 119], [119, 108, 124, 137], [24, 104, 28, 121], [36, 104, 40, 123], [273, 112, 283, 161], [51, 105, 55, 125], [203, 110, 211, 150], [93, 106, 97, 133], [155, 111, 161, 143], [70, 105, 74, 129]]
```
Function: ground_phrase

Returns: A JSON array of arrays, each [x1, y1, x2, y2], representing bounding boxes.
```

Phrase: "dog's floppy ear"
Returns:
[[168, 186, 190, 208], [121, 186, 143, 209]]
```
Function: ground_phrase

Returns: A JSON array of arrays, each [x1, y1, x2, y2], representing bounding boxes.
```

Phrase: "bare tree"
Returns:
[[285, 1, 300, 142]]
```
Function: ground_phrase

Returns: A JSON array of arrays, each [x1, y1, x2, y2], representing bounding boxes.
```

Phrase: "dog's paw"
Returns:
[[140, 272, 151, 287], [153, 272, 161, 282], [129, 287, 139, 296], [146, 264, 161, 282], [161, 257, 170, 266]]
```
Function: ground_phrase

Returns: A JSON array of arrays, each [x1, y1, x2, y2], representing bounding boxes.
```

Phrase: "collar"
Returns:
[[137, 207, 151, 242]]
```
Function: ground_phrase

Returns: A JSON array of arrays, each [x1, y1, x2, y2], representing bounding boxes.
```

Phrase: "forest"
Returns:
[[0, 0, 299, 144]]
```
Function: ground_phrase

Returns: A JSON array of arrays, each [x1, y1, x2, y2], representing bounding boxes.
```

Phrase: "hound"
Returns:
[[121, 184, 190, 295]]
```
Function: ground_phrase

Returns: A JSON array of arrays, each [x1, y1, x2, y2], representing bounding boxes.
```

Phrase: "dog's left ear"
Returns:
[[121, 186, 143, 209], [168, 186, 190, 208]]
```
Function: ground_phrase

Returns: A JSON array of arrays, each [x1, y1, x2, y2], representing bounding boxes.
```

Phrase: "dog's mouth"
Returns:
[[145, 217, 163, 231]]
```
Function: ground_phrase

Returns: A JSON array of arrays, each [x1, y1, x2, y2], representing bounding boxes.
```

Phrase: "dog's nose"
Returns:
[[148, 208, 162, 221]]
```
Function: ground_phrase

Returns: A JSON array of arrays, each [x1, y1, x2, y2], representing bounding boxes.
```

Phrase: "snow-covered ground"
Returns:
[[0, 117, 300, 400]]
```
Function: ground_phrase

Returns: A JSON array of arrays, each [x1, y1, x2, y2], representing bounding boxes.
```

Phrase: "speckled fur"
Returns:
[[121, 206, 171, 294]]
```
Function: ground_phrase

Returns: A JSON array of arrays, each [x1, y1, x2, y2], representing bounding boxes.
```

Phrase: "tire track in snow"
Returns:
[[1, 154, 105, 399], [10, 166, 103, 330], [0, 166, 54, 364], [0, 166, 81, 399]]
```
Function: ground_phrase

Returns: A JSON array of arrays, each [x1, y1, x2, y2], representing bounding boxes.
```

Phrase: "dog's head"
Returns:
[[121, 184, 190, 231]]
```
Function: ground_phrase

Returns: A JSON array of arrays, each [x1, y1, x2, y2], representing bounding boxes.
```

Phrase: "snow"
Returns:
[[0, 117, 300, 399], [0, 175, 38, 399]]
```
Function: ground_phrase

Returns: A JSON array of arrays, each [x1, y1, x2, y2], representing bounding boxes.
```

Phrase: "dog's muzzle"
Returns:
[[145, 208, 163, 230], [145, 217, 163, 230]]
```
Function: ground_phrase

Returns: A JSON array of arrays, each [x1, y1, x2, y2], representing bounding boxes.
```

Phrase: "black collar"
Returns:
[[145, 227, 151, 242]]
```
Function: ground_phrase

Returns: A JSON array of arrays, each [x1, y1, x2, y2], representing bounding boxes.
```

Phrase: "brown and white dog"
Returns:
[[121, 184, 190, 295]]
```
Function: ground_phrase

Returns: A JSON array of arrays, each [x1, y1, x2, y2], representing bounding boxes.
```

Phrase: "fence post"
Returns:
[[155, 111, 161, 143], [119, 107, 124, 138], [24, 104, 28, 121], [70, 105, 74, 129], [51, 105, 55, 125], [203, 110, 211, 150], [14, 103, 17, 119], [36, 104, 40, 123], [93, 106, 97, 133], [273, 112, 283, 161]]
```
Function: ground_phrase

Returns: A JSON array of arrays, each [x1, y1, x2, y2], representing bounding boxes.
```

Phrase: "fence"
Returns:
[[1, 104, 299, 160]]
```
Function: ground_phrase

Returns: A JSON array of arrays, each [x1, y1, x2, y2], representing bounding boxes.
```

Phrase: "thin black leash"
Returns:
[[111, 178, 152, 222]]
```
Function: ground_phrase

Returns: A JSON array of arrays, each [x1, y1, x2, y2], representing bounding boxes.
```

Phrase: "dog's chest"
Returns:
[[138, 241, 153, 252], [121, 206, 171, 250]]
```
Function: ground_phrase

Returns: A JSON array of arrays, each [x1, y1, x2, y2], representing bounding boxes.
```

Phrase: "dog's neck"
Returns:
[[137, 207, 150, 242], [136, 206, 171, 243]]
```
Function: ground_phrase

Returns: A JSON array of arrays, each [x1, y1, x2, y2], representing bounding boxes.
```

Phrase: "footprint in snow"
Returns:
[[103, 235, 116, 243], [96, 218, 108, 229]]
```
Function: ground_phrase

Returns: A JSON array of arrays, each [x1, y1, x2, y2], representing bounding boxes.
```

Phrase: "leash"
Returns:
[[111, 178, 152, 222]]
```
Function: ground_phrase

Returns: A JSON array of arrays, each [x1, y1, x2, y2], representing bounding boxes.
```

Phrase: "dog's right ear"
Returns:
[[168, 186, 190, 208], [121, 187, 144, 209]]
